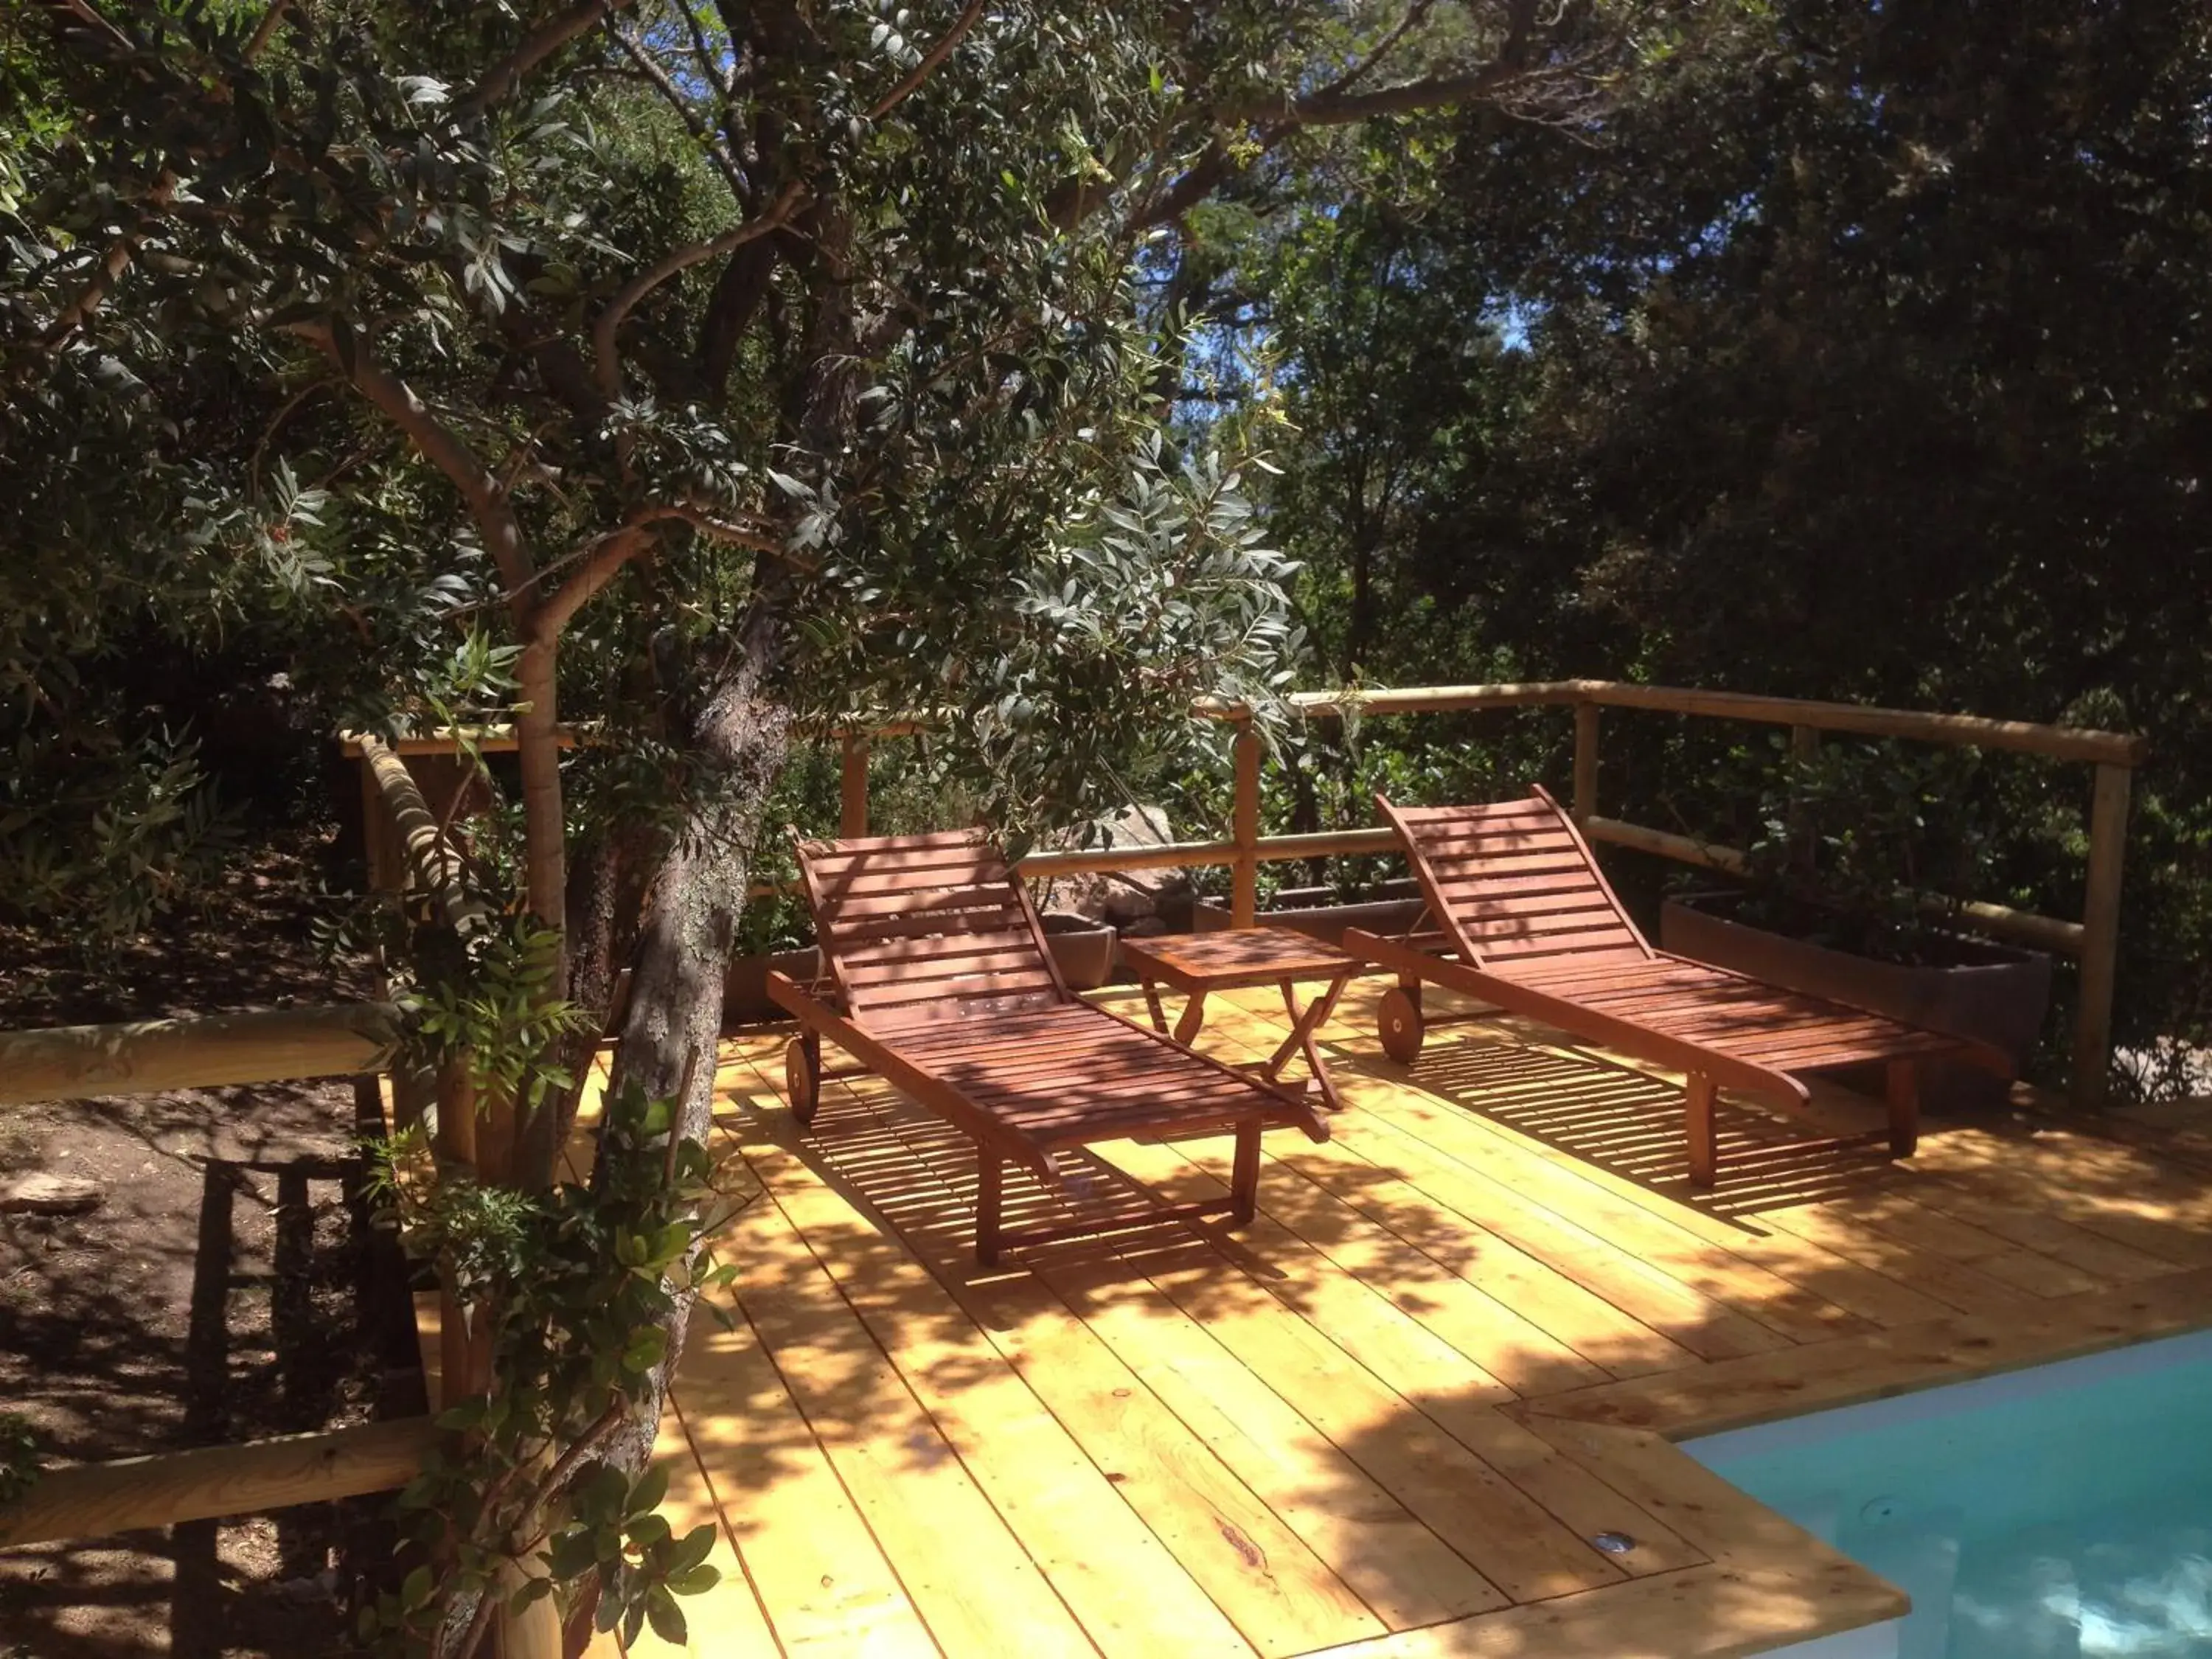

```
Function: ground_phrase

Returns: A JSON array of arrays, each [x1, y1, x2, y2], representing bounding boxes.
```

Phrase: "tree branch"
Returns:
[[1224, 62, 1522, 128], [39, 170, 173, 352], [697, 234, 784, 401], [611, 22, 750, 203], [244, 0, 291, 59], [458, 0, 634, 121], [37, 0, 136, 56], [529, 526, 655, 644], [526, 504, 800, 644], [866, 0, 989, 119], [1312, 1, 1436, 102], [285, 320, 538, 608], [592, 184, 806, 400]]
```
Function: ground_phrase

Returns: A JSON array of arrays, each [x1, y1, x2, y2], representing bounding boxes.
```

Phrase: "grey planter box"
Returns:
[[1660, 891, 2053, 1110]]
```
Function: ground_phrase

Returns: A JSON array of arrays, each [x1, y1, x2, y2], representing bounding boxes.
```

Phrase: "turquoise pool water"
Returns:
[[1690, 1331, 2212, 1658]]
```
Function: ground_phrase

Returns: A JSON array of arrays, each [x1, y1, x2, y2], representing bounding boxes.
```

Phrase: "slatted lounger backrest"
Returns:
[[1379, 787, 1655, 974], [796, 830, 1072, 1030]]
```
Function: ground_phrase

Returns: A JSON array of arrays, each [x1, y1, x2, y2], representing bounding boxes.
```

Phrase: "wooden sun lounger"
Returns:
[[1342, 787, 2011, 1187], [767, 829, 1329, 1264]]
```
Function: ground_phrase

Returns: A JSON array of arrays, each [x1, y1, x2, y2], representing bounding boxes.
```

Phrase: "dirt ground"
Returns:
[[0, 837, 420, 1657]]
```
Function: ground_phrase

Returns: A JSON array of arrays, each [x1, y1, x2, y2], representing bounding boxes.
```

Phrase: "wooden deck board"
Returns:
[[712, 1175, 1102, 1658], [625, 987, 2212, 1659], [724, 1068, 1357, 1658], [728, 1120, 1262, 1659]]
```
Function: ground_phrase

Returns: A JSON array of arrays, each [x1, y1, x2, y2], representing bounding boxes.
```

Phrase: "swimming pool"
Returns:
[[1689, 1330, 2212, 1658]]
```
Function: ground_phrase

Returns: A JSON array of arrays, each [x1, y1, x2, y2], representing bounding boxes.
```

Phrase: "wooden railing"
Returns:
[[820, 681, 2143, 1107], [0, 742, 498, 1624], [0, 1001, 435, 1551], [343, 682, 2143, 1101]]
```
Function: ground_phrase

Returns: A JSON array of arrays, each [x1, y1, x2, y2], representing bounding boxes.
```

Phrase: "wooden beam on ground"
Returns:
[[0, 1419, 437, 1548], [0, 1003, 402, 1107]]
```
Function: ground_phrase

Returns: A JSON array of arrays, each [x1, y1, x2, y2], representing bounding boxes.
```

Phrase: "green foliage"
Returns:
[[2, 0, 1658, 914], [1208, 0, 2212, 1083], [1730, 740, 2000, 966], [0, 1412, 41, 1509], [364, 1081, 741, 1655], [0, 726, 237, 942], [404, 917, 593, 1119]]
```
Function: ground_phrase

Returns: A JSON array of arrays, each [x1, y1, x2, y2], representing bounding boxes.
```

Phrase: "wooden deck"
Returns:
[[610, 975, 2212, 1659]]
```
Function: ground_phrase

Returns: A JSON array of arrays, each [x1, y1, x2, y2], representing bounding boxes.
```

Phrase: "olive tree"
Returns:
[[6, 0, 1666, 1641]]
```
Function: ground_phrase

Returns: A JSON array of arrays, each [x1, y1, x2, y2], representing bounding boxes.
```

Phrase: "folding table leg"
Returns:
[[1229, 1119, 1263, 1225], [1685, 1072, 1718, 1188], [975, 1150, 1005, 1266], [1885, 1060, 1921, 1158], [1265, 974, 1349, 1113], [1141, 976, 1172, 1034]]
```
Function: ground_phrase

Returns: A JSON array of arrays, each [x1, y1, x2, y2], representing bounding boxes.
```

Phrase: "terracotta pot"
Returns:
[[1660, 891, 2052, 1110], [1040, 911, 1118, 991]]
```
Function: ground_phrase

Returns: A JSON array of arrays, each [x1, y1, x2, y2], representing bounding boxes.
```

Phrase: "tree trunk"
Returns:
[[529, 821, 657, 1187], [594, 622, 790, 1478], [515, 636, 569, 941]]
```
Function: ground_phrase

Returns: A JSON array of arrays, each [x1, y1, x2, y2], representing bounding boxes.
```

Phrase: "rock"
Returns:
[[274, 1569, 341, 1605], [1122, 916, 1169, 939], [0, 1173, 104, 1216], [1041, 804, 1194, 927]]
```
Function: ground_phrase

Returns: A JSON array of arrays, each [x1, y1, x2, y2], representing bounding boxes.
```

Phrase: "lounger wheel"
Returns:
[[786, 1035, 821, 1126], [1377, 987, 1425, 1065]]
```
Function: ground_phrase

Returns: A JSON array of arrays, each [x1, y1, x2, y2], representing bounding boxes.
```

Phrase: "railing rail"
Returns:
[[334, 678, 2141, 1097], [0, 1002, 435, 1557], [806, 680, 2141, 1106]]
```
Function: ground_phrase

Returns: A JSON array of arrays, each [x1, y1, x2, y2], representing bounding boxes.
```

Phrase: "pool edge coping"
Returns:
[[1296, 1263, 2212, 1656]]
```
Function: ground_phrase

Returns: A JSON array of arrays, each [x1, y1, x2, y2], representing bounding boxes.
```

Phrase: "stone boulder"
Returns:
[[1040, 804, 1195, 931]]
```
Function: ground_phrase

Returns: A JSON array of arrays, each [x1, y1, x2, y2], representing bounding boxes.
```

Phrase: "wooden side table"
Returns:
[[1118, 928, 1360, 1114]]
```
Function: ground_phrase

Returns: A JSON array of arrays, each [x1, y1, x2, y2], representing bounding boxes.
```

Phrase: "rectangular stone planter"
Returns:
[[1660, 891, 2053, 1110]]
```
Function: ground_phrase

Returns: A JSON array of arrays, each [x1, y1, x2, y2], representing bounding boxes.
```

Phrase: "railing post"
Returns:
[[2073, 761, 2132, 1108], [1572, 702, 1601, 824], [840, 734, 869, 839], [432, 1061, 491, 1404], [1789, 724, 1820, 869], [1231, 717, 1260, 928]]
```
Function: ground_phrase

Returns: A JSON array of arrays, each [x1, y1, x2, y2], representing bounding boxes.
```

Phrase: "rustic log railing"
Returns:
[[0, 737, 547, 1649], [0, 1001, 434, 1547], [336, 681, 2143, 1099]]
